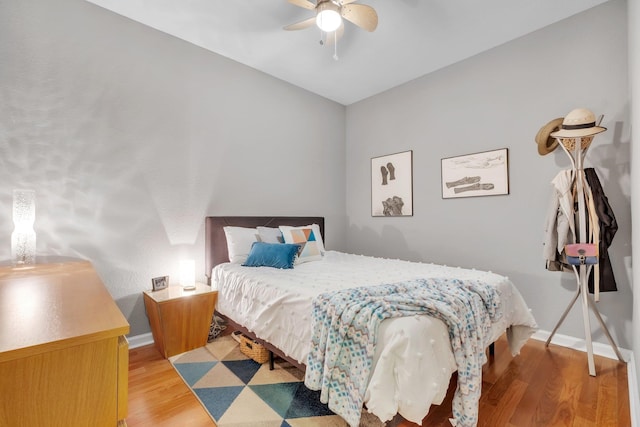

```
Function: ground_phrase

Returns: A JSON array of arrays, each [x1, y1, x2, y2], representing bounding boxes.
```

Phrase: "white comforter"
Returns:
[[212, 251, 537, 424]]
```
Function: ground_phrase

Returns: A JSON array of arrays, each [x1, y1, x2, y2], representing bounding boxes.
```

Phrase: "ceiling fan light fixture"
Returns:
[[316, 2, 342, 32]]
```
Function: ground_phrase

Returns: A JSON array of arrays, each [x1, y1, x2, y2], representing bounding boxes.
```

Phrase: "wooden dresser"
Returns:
[[0, 258, 130, 427]]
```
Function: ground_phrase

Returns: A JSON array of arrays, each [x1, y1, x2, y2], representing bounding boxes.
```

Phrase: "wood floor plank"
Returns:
[[595, 364, 622, 427], [126, 345, 215, 427], [502, 348, 549, 425], [546, 346, 584, 426], [616, 361, 632, 427], [533, 345, 571, 426], [484, 342, 542, 410], [507, 343, 557, 426], [481, 378, 528, 426], [126, 335, 630, 427]]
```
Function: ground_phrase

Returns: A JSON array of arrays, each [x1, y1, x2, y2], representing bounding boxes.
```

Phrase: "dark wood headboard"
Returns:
[[204, 216, 325, 283]]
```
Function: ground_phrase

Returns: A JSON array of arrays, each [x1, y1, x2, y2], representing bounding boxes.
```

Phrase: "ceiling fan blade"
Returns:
[[283, 16, 316, 30], [341, 4, 378, 32], [340, 0, 359, 4], [288, 0, 316, 10]]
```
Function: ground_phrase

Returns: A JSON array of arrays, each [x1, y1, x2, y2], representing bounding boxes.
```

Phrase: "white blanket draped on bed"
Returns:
[[212, 251, 538, 424], [306, 277, 502, 427]]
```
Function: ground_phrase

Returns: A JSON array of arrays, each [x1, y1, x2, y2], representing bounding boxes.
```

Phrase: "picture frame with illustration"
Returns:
[[151, 275, 169, 291], [371, 150, 413, 217], [441, 148, 509, 199]]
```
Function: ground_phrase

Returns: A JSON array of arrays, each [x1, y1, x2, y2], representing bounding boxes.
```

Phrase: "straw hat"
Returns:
[[550, 108, 606, 138], [535, 117, 564, 155]]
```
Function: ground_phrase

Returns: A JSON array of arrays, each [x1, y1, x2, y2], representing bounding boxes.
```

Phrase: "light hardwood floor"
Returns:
[[127, 335, 631, 427]]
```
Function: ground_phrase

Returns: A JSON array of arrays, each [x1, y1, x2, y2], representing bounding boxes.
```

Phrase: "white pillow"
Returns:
[[256, 226, 284, 243], [223, 226, 258, 264], [281, 224, 325, 254], [307, 223, 325, 254], [279, 224, 325, 263]]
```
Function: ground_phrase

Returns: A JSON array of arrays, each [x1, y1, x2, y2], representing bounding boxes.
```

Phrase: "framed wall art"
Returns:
[[371, 150, 413, 217], [441, 148, 509, 199]]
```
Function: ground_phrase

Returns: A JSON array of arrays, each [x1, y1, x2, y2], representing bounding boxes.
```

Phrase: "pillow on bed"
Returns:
[[307, 223, 325, 254], [279, 224, 325, 253], [242, 242, 300, 269], [256, 226, 284, 243], [279, 225, 324, 263], [223, 226, 259, 264]]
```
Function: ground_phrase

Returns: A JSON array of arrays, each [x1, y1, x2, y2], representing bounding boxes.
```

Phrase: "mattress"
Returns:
[[212, 250, 537, 424]]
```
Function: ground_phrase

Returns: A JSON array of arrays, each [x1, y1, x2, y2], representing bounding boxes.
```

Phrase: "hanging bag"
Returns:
[[565, 243, 598, 265]]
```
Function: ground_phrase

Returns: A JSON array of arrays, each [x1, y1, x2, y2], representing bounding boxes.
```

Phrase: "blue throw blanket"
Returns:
[[304, 277, 503, 427]]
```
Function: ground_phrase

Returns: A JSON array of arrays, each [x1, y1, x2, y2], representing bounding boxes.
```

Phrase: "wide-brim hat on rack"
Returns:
[[535, 117, 564, 155], [550, 108, 606, 138]]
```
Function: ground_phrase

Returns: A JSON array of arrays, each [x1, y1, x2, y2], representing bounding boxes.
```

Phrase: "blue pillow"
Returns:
[[242, 242, 300, 269]]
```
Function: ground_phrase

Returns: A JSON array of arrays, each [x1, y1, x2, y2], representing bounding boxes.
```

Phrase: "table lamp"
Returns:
[[179, 259, 196, 290], [11, 189, 36, 266]]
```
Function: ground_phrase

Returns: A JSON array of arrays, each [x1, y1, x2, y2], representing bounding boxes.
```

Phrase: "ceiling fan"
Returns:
[[284, 0, 378, 34]]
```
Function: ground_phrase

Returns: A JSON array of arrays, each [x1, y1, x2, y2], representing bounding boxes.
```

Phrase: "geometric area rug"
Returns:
[[170, 334, 386, 427]]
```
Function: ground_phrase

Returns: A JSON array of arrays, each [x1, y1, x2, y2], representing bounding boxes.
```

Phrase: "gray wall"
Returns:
[[345, 0, 633, 350], [0, 0, 634, 363], [629, 0, 640, 409], [0, 0, 346, 336]]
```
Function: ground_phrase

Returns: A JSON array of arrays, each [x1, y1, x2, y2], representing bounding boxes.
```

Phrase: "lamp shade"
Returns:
[[179, 259, 196, 290], [11, 189, 36, 266], [316, 2, 341, 32]]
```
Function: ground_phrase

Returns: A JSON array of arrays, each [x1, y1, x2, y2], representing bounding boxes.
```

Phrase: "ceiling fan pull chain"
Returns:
[[333, 32, 339, 61]]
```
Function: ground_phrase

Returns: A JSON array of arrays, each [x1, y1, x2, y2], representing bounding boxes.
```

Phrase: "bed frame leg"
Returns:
[[269, 351, 275, 370], [489, 342, 495, 356]]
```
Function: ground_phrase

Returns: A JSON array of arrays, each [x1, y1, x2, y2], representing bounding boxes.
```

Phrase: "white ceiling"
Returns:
[[86, 0, 608, 105]]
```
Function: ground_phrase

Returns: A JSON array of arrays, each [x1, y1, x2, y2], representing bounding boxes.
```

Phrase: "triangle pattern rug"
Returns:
[[170, 334, 387, 427]]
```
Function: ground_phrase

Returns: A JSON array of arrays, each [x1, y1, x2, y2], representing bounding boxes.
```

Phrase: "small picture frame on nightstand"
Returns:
[[151, 275, 169, 291]]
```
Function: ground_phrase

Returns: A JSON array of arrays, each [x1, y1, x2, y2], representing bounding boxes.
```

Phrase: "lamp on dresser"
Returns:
[[11, 189, 36, 266]]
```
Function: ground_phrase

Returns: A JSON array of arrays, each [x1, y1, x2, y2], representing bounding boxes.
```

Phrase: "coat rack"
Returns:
[[544, 129, 625, 376]]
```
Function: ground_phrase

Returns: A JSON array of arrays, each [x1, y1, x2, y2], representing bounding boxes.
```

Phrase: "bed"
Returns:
[[205, 216, 538, 427]]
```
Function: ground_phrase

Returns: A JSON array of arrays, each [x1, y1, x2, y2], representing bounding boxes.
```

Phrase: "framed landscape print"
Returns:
[[441, 148, 509, 199], [371, 150, 413, 217]]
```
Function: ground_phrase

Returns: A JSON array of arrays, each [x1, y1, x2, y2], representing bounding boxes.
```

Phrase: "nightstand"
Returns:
[[143, 283, 217, 358]]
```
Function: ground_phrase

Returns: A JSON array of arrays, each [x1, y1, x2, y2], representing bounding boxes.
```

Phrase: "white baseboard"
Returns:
[[127, 332, 154, 349], [628, 355, 640, 427], [531, 329, 632, 361], [532, 329, 638, 427]]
